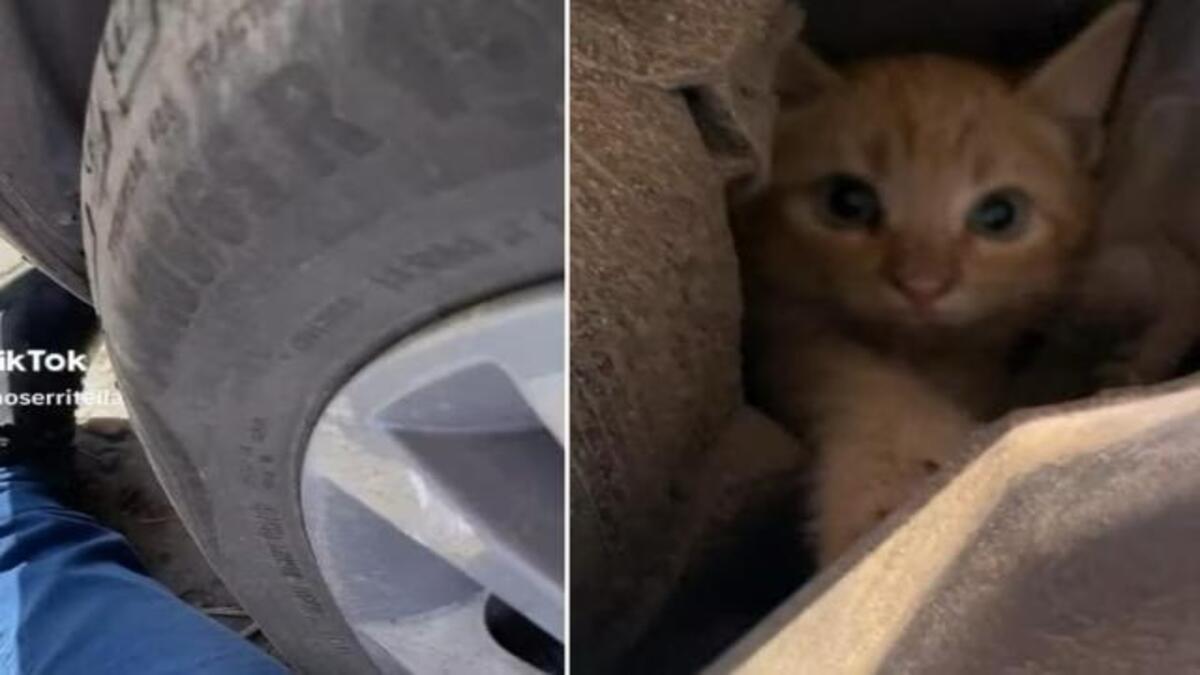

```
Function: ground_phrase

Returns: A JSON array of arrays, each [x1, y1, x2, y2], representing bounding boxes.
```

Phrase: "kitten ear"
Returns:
[[776, 41, 843, 107], [1019, 2, 1142, 162]]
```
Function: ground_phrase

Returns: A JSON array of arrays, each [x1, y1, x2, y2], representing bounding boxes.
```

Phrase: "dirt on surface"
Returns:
[[75, 346, 283, 659], [0, 243, 282, 663]]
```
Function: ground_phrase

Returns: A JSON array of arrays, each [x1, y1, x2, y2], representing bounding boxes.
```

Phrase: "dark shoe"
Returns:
[[0, 270, 97, 471]]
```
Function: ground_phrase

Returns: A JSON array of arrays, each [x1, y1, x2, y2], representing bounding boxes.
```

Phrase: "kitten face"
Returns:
[[760, 56, 1093, 333]]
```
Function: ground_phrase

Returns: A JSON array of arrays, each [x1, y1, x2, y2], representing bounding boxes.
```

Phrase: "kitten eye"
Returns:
[[967, 188, 1031, 241], [821, 174, 882, 230]]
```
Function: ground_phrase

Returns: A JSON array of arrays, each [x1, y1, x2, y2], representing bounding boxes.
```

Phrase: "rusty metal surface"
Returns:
[[800, 0, 1117, 66], [882, 413, 1200, 673], [713, 377, 1200, 673], [570, 0, 803, 669]]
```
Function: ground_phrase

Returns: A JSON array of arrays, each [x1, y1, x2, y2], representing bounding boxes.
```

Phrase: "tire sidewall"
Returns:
[[83, 1, 563, 670]]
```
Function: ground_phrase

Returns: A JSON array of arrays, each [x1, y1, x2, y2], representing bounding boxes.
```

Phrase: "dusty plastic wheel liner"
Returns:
[[300, 284, 564, 673]]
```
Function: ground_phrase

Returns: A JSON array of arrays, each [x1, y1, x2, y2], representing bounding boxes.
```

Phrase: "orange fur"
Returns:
[[742, 49, 1113, 565]]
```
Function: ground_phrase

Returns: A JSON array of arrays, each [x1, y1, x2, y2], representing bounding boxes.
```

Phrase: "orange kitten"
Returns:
[[739, 5, 1138, 565]]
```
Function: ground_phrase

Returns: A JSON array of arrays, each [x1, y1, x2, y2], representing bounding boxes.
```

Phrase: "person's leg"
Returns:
[[0, 271, 287, 674], [0, 461, 287, 674]]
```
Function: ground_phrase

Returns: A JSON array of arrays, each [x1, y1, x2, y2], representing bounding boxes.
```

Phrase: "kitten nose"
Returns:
[[889, 273, 955, 306]]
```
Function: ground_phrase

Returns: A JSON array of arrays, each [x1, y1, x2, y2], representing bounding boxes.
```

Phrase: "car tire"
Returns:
[[81, 0, 563, 671]]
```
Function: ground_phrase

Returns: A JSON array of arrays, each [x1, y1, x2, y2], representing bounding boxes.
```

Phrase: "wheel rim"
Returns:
[[301, 284, 564, 672]]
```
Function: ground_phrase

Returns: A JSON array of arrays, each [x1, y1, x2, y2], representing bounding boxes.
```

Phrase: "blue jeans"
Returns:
[[0, 463, 288, 674]]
